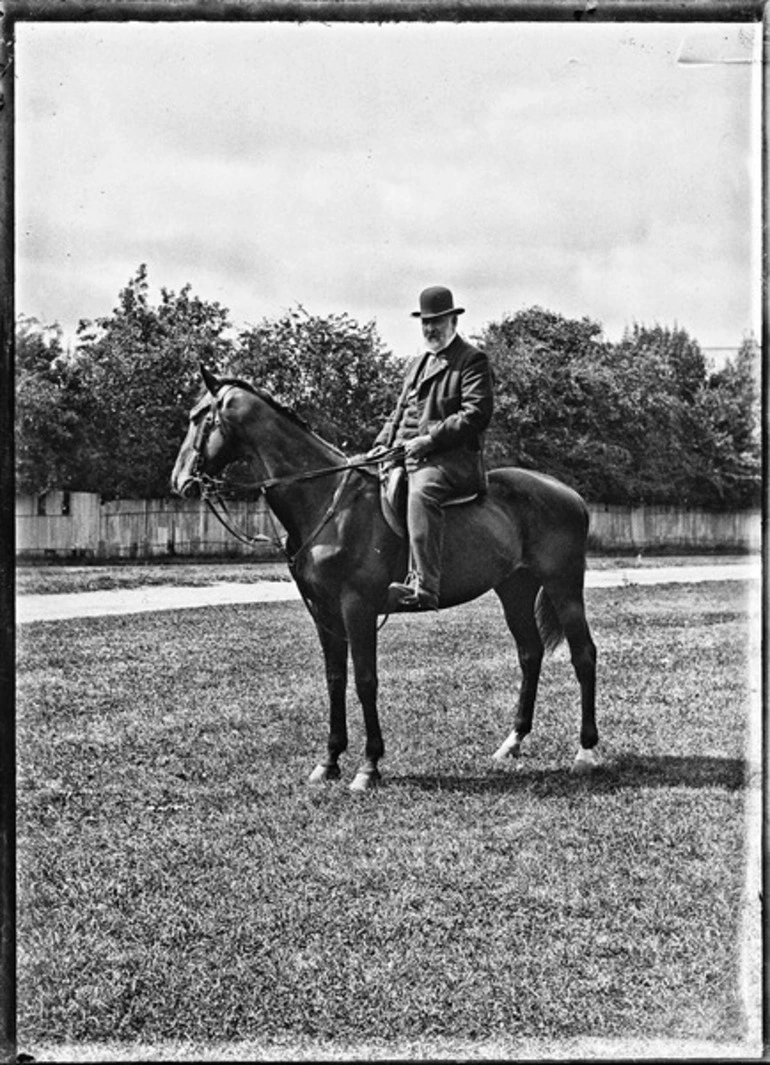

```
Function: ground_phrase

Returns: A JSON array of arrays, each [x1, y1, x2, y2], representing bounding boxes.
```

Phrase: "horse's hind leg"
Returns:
[[543, 578, 598, 771], [491, 571, 544, 765]]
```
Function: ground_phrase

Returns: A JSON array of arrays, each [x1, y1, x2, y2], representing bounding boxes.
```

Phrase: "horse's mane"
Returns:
[[199, 376, 346, 457]]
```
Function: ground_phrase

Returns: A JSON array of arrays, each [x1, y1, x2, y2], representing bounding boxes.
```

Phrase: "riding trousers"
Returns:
[[405, 464, 459, 599]]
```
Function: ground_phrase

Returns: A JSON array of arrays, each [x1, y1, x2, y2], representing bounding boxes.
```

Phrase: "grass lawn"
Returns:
[[14, 559, 292, 596], [15, 578, 761, 1060]]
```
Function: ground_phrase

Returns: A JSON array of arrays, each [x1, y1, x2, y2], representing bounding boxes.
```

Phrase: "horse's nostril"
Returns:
[[174, 478, 198, 499]]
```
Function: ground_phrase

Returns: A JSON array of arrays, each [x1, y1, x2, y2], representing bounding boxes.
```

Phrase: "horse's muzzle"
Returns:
[[172, 476, 200, 499]]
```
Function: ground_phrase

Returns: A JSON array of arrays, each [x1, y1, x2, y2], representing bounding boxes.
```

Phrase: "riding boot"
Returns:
[[407, 495, 444, 603], [387, 574, 439, 611], [387, 465, 452, 611]]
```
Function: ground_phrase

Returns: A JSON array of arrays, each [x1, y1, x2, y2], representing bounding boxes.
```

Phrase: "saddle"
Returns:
[[380, 466, 480, 539]]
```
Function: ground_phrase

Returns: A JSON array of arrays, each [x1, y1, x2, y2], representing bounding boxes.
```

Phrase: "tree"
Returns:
[[17, 275, 760, 509], [16, 276, 403, 500], [706, 337, 760, 454], [15, 317, 88, 495], [478, 307, 625, 497], [612, 326, 760, 506], [229, 305, 404, 453], [72, 265, 236, 498], [478, 308, 761, 508], [697, 336, 762, 507], [618, 323, 707, 404], [605, 324, 705, 504]]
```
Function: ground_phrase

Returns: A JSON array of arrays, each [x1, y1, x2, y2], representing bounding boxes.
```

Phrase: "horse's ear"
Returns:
[[200, 364, 220, 396]]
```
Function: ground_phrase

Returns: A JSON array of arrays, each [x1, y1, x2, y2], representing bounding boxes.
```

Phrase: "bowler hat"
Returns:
[[411, 286, 465, 320]]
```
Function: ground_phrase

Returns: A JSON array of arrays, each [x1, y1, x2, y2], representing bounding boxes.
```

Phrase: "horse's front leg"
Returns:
[[341, 591, 383, 792], [308, 606, 349, 785]]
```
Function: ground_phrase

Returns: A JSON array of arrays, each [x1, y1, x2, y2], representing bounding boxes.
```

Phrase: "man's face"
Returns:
[[421, 313, 456, 353]]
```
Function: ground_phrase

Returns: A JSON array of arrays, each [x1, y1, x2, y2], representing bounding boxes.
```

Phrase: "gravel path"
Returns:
[[16, 561, 760, 624]]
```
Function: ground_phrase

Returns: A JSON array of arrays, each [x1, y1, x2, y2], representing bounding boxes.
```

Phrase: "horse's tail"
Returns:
[[535, 588, 564, 653]]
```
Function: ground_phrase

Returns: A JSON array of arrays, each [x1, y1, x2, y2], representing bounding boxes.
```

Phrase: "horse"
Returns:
[[171, 366, 598, 791]]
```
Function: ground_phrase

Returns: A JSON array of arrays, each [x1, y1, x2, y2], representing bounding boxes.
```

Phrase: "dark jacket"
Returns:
[[375, 334, 494, 493]]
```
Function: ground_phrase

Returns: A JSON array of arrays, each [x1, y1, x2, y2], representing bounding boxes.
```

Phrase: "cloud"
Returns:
[[15, 20, 760, 359]]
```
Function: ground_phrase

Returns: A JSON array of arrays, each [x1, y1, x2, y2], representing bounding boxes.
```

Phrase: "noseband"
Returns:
[[189, 399, 221, 490]]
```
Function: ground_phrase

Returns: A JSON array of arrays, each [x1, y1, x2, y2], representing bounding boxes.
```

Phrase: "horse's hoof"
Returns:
[[571, 747, 599, 774], [309, 763, 341, 785], [349, 768, 381, 792], [491, 740, 521, 763]]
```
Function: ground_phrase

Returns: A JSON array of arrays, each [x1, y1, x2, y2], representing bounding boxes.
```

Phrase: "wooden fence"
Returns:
[[585, 503, 761, 553], [15, 491, 283, 560], [15, 491, 762, 560]]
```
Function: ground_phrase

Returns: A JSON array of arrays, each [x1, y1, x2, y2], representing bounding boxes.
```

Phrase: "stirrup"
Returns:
[[387, 577, 438, 612]]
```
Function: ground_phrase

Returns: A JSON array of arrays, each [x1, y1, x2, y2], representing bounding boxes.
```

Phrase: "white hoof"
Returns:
[[492, 731, 521, 763], [308, 763, 340, 785], [572, 747, 599, 774], [349, 769, 380, 792]]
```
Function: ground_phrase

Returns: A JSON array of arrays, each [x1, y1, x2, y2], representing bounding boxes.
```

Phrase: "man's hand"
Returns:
[[404, 435, 433, 460]]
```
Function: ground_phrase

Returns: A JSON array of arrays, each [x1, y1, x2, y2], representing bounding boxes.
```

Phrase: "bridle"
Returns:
[[189, 404, 219, 489], [186, 392, 404, 566]]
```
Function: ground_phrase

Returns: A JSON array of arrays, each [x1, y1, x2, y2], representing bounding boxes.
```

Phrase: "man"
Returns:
[[370, 285, 494, 611]]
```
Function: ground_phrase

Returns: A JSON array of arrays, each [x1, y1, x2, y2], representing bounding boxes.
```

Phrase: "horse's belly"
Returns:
[[440, 498, 522, 604]]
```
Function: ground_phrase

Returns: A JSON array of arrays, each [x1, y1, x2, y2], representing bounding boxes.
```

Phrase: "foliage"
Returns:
[[229, 305, 404, 453], [479, 310, 761, 507], [14, 317, 87, 495], [69, 265, 236, 498], [16, 582, 756, 1051], [480, 307, 626, 499], [15, 272, 402, 499], [15, 276, 760, 508], [699, 336, 762, 506], [611, 325, 760, 507]]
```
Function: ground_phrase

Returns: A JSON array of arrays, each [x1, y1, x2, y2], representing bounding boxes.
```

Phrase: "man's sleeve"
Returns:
[[428, 350, 494, 450]]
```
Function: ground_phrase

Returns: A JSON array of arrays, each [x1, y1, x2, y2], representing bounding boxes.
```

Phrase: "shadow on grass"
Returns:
[[394, 753, 748, 796]]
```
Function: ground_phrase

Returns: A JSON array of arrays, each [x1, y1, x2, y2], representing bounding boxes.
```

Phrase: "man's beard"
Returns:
[[424, 326, 453, 352]]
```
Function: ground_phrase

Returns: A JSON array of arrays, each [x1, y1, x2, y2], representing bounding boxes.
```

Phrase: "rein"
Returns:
[[194, 418, 404, 564], [218, 446, 405, 496], [187, 394, 403, 634]]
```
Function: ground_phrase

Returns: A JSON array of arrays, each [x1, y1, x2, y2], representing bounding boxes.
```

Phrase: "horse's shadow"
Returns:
[[394, 753, 750, 796]]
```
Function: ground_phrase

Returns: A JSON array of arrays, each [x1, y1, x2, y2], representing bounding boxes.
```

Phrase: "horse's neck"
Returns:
[[240, 392, 347, 539], [243, 394, 343, 478]]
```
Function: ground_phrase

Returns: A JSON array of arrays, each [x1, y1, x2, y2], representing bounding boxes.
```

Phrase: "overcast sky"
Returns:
[[15, 19, 761, 362]]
